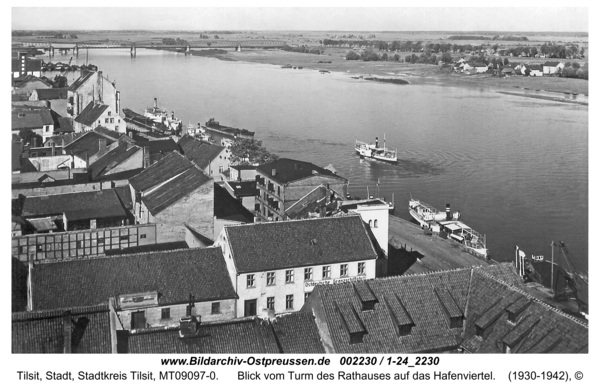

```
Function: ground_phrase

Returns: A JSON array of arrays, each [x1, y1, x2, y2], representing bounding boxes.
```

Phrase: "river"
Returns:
[[46, 49, 588, 272]]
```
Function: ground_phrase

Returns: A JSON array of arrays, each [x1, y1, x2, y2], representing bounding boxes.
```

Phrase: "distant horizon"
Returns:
[[11, 7, 588, 32], [11, 29, 589, 34]]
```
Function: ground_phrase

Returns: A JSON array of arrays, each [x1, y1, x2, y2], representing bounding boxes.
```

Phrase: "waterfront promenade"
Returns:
[[388, 215, 490, 274]]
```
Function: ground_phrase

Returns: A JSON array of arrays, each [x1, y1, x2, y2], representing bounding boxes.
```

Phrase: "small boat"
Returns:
[[281, 64, 293, 69], [408, 198, 489, 258], [355, 135, 397, 163]]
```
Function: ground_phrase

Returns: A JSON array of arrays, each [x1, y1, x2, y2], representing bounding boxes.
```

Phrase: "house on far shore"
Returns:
[[542, 61, 564, 75], [529, 64, 543, 77], [500, 67, 515, 77]]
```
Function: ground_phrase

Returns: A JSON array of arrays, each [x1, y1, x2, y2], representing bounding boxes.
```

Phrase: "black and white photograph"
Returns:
[[7, 3, 593, 386]]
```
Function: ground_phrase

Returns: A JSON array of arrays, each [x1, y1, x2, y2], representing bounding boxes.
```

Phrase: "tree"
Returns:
[[572, 62, 581, 69], [230, 139, 279, 165], [441, 52, 453, 63], [503, 57, 509, 66], [345, 51, 360, 60], [393, 53, 400, 62], [381, 53, 388, 61]]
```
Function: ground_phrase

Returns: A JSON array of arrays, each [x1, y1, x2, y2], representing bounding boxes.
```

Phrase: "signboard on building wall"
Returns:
[[304, 275, 367, 292]]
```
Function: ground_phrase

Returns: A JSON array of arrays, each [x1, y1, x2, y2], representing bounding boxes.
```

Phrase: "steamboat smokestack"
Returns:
[[446, 203, 451, 221], [375, 137, 379, 148]]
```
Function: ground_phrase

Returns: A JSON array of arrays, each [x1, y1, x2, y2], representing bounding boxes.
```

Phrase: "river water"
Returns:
[[46, 49, 588, 272]]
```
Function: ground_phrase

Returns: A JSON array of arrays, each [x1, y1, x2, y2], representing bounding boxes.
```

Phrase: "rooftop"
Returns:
[[178, 135, 225, 170], [68, 71, 94, 92], [306, 264, 587, 353], [129, 151, 194, 192], [12, 108, 54, 130], [34, 88, 68, 100], [75, 101, 109, 127], [12, 304, 112, 353], [214, 183, 254, 223], [88, 143, 141, 179], [31, 247, 237, 311], [257, 158, 346, 185], [21, 189, 127, 221], [64, 127, 118, 159], [124, 316, 279, 354], [224, 214, 377, 273], [271, 312, 325, 353]]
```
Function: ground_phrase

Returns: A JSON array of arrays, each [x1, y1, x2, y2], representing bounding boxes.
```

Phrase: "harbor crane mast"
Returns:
[[553, 241, 588, 314]]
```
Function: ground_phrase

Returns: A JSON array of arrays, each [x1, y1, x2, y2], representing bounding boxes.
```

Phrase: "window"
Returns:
[[115, 126, 119, 131], [108, 111, 111, 116], [247, 274, 255, 288], [358, 262, 366, 275], [219, 166, 224, 173], [211, 302, 220, 314], [161, 308, 170, 319], [369, 220, 373, 227], [267, 297, 274, 310], [304, 267, 313, 280], [286, 294, 294, 310], [267, 272, 275, 286], [322, 266, 331, 279], [374, 219, 378, 228], [140, 234, 146, 239], [340, 264, 348, 277], [110, 118, 114, 124], [105, 118, 109, 123], [285, 270, 294, 283]]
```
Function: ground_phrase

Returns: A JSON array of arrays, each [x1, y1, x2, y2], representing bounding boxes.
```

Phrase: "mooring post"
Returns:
[[130, 44, 136, 57]]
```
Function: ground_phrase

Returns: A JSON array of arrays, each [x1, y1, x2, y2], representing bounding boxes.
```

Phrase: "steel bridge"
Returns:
[[13, 39, 287, 56]]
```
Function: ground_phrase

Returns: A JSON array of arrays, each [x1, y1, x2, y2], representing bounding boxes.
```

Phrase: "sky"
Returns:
[[11, 6, 589, 32]]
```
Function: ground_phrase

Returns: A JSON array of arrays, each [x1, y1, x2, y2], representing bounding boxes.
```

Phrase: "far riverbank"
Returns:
[[187, 48, 589, 97]]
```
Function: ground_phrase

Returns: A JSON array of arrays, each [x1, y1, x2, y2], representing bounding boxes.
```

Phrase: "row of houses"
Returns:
[[452, 58, 575, 77]]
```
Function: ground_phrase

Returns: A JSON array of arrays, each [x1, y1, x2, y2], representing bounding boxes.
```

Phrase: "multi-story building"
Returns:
[[73, 101, 125, 133], [255, 158, 348, 222], [27, 247, 238, 330], [216, 214, 378, 317], [67, 71, 120, 120]]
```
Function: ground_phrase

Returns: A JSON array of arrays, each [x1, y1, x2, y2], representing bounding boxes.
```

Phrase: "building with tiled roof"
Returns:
[[123, 316, 280, 354], [12, 304, 113, 354], [271, 311, 325, 353], [74, 101, 124, 133], [21, 188, 129, 231], [30, 88, 68, 101], [255, 158, 348, 222], [129, 152, 214, 243], [216, 214, 378, 317], [63, 127, 120, 168], [30, 247, 238, 330], [67, 71, 120, 122], [88, 143, 144, 180], [12, 75, 51, 95], [542, 61, 564, 75], [12, 108, 55, 142], [303, 264, 587, 353], [223, 179, 258, 214], [131, 135, 179, 164], [178, 135, 229, 180]]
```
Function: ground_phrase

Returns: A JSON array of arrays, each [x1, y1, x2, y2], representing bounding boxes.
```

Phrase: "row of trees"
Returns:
[[448, 35, 528, 41], [559, 63, 588, 80], [282, 45, 324, 55], [161, 38, 188, 45], [539, 43, 583, 58]]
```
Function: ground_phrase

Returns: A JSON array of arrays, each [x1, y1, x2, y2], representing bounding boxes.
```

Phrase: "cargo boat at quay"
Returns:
[[202, 118, 255, 141], [408, 198, 489, 259], [355, 136, 397, 163]]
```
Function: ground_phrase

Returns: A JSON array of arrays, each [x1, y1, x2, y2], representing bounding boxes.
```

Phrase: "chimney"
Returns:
[[171, 111, 175, 120], [446, 204, 452, 221], [32, 137, 37, 148], [272, 168, 276, 176], [99, 138, 107, 154], [116, 91, 121, 115], [142, 146, 150, 168], [153, 98, 158, 109], [62, 311, 72, 354], [51, 144, 55, 156], [319, 205, 326, 218]]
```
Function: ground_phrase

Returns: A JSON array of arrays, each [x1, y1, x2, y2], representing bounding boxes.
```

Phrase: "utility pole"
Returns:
[[551, 241, 555, 293]]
